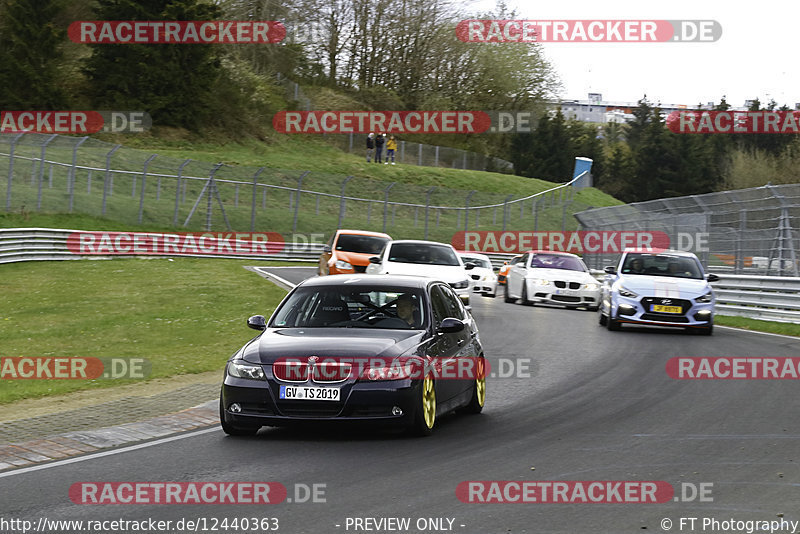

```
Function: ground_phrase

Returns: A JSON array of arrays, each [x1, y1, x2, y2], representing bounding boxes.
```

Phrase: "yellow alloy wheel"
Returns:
[[476, 360, 486, 407], [422, 376, 436, 429]]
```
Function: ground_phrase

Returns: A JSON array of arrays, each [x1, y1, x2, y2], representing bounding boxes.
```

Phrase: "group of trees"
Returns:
[[0, 0, 796, 201], [0, 0, 239, 130], [0, 0, 555, 137], [510, 97, 800, 203]]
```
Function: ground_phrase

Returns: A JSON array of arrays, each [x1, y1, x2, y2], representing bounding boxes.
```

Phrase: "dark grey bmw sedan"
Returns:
[[220, 274, 486, 437]]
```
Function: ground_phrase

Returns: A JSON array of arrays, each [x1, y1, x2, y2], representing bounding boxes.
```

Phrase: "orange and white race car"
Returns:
[[318, 229, 392, 275]]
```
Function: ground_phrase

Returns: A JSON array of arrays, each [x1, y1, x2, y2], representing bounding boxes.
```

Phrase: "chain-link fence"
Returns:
[[323, 133, 513, 173], [275, 77, 513, 173], [275, 74, 312, 111], [1, 132, 588, 244], [574, 184, 800, 276]]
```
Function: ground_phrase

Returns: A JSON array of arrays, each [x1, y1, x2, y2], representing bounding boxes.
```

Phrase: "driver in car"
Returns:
[[396, 294, 419, 327], [628, 257, 646, 273]]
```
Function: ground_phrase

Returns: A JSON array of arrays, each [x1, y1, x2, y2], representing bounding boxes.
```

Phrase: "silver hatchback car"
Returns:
[[599, 250, 719, 334]]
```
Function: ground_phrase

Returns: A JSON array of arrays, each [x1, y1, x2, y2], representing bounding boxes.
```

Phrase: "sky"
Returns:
[[465, 0, 798, 108]]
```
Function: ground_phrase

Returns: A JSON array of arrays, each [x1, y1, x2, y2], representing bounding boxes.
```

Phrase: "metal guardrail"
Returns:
[[574, 183, 800, 277], [711, 273, 800, 323], [0, 228, 323, 264], [4, 229, 800, 324]]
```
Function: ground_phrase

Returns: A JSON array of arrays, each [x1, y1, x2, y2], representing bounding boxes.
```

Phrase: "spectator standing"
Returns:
[[366, 133, 375, 162], [374, 132, 385, 163], [385, 135, 397, 165]]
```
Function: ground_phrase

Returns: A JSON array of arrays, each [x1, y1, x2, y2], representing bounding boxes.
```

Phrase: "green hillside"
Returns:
[[2, 133, 622, 243]]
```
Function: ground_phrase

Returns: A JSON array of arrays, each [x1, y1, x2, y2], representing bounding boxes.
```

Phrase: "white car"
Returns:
[[366, 240, 472, 305], [598, 250, 718, 334], [504, 250, 601, 310], [459, 252, 498, 297]]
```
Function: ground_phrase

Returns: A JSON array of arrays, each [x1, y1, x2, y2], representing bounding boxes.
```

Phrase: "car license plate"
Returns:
[[280, 385, 340, 401], [651, 304, 682, 314], [555, 289, 576, 295]]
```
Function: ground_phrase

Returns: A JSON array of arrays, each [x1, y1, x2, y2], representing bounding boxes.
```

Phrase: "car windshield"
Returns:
[[463, 257, 492, 269], [335, 234, 389, 254], [388, 243, 461, 266], [270, 286, 426, 329], [621, 253, 704, 279], [529, 253, 587, 272]]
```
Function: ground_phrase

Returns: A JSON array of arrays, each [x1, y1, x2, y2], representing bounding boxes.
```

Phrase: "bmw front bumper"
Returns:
[[525, 280, 600, 308], [221, 374, 421, 428]]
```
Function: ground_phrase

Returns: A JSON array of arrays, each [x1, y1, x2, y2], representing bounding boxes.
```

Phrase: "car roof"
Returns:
[[523, 250, 580, 257], [335, 229, 392, 238], [458, 252, 491, 259], [622, 249, 699, 258], [298, 274, 438, 289], [388, 239, 454, 247]]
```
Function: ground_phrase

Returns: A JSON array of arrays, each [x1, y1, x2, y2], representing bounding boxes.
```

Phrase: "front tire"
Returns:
[[409, 376, 436, 436], [219, 398, 260, 436], [504, 283, 515, 303], [598, 311, 608, 326], [607, 313, 621, 331], [521, 284, 533, 306]]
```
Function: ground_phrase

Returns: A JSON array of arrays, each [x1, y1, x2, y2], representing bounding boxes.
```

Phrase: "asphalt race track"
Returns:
[[2, 266, 800, 533]]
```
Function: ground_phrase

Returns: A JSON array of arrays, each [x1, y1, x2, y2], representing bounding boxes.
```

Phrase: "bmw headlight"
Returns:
[[335, 260, 353, 270], [227, 360, 266, 380], [696, 291, 713, 303], [451, 280, 470, 289], [536, 279, 551, 286], [584, 282, 600, 291], [617, 285, 639, 298]]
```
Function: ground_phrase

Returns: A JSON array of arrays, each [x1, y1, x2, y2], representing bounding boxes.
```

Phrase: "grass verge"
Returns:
[[715, 315, 800, 337], [0, 257, 293, 404]]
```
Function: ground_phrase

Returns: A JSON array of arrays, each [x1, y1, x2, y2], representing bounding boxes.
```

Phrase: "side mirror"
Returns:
[[706, 273, 720, 282], [437, 317, 465, 334], [464, 263, 475, 270], [493, 266, 500, 272], [322, 244, 331, 254], [368, 256, 382, 264], [247, 315, 267, 331], [604, 266, 617, 274]]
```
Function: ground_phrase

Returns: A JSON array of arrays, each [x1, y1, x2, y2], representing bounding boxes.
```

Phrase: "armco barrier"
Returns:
[[0, 228, 324, 264], [4, 229, 799, 325], [711, 273, 800, 323]]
